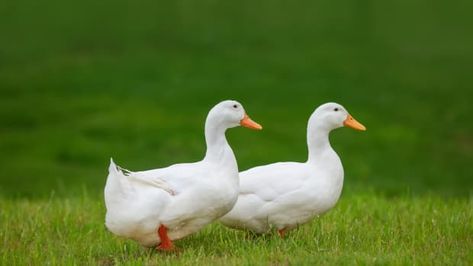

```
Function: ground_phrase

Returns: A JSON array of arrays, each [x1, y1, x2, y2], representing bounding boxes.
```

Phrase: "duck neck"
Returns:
[[307, 119, 333, 163], [203, 118, 234, 163]]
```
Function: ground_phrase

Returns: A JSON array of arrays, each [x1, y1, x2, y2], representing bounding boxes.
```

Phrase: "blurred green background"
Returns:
[[1, 0, 472, 198]]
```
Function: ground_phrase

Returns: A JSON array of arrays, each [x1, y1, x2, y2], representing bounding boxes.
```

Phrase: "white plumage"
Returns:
[[104, 100, 262, 248], [220, 102, 365, 235]]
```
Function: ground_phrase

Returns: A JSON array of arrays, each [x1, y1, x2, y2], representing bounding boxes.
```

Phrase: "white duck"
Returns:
[[220, 102, 365, 236], [104, 100, 262, 250]]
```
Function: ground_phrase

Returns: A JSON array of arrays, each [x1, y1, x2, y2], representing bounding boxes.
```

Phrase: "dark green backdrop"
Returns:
[[1, 0, 472, 198]]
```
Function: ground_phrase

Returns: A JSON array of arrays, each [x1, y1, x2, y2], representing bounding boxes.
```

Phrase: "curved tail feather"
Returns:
[[106, 158, 135, 197], [109, 158, 118, 174]]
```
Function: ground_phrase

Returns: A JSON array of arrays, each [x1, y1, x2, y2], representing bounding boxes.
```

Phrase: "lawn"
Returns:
[[1, 0, 472, 265], [2, 193, 472, 265]]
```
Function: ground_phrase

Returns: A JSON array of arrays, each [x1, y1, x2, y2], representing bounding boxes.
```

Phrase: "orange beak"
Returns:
[[343, 114, 366, 131], [240, 114, 263, 130]]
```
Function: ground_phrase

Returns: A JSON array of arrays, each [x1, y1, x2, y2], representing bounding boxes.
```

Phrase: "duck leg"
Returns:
[[156, 225, 174, 251], [277, 228, 287, 238]]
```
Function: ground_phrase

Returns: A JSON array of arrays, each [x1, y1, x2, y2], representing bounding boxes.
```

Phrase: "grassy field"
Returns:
[[1, 0, 472, 264], [2, 193, 472, 265]]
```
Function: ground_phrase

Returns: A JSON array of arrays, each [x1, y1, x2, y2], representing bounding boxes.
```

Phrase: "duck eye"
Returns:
[[334, 108, 339, 111], [233, 104, 238, 109]]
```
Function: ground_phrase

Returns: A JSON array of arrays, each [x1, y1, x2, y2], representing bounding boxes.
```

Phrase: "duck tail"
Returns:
[[109, 158, 133, 176], [109, 157, 118, 174], [105, 158, 132, 219], [105, 158, 135, 199]]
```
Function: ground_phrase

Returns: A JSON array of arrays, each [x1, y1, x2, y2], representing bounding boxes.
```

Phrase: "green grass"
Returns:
[[1, 0, 472, 264], [1, 192, 472, 265]]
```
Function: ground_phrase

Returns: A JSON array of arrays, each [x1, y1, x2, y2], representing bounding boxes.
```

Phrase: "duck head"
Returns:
[[207, 100, 262, 130], [312, 102, 366, 131]]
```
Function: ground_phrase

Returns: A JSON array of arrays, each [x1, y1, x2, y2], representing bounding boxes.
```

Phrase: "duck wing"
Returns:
[[108, 159, 175, 196], [128, 161, 203, 196], [239, 162, 309, 201]]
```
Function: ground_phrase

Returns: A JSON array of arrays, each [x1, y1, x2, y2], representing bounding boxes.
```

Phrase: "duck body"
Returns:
[[220, 102, 365, 234], [105, 155, 239, 247], [220, 149, 343, 233], [104, 100, 262, 248]]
